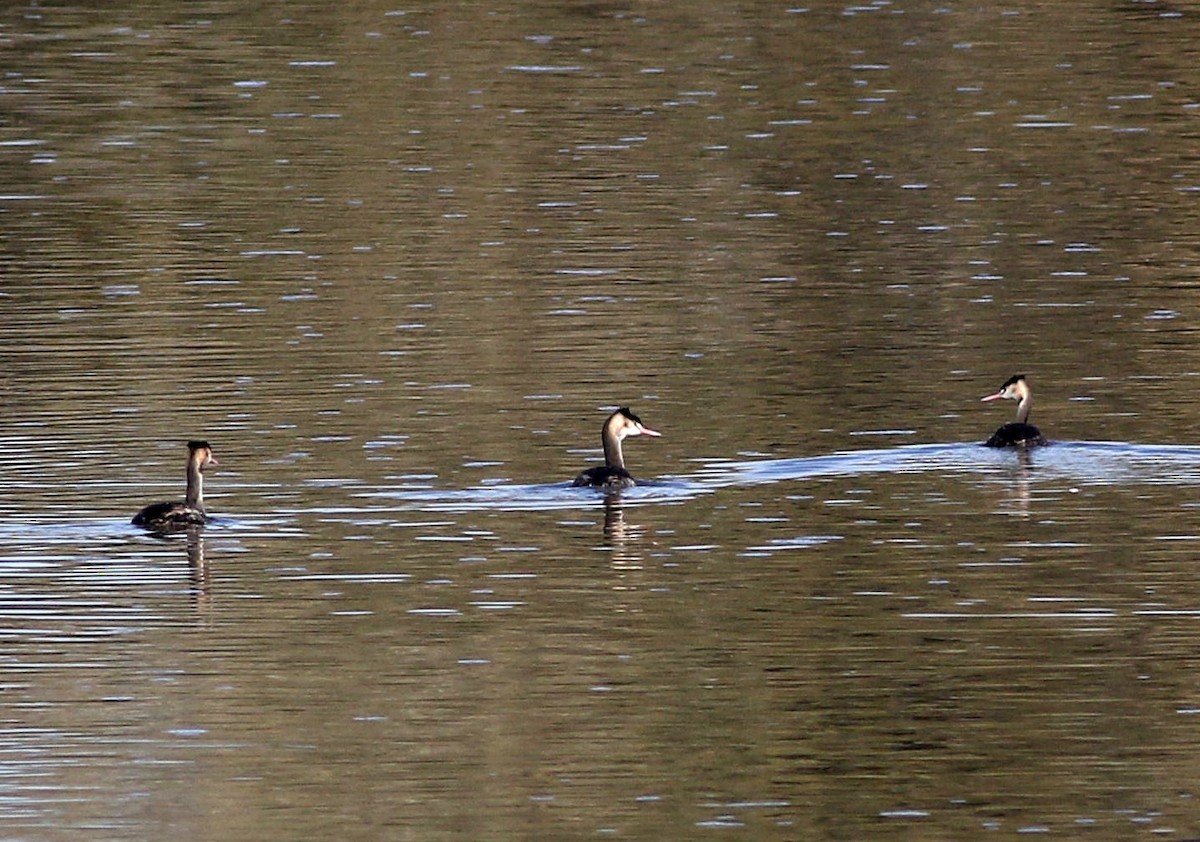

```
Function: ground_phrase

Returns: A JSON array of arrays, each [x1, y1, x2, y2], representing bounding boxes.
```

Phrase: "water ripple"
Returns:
[[348, 441, 1200, 514]]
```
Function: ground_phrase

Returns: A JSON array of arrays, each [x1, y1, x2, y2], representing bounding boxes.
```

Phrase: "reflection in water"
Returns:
[[601, 494, 646, 571], [185, 526, 212, 620], [991, 447, 1035, 517], [1011, 447, 1034, 515]]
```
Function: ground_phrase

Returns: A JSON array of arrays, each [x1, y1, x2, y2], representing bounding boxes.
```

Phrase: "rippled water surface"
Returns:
[[4, 1, 1200, 839]]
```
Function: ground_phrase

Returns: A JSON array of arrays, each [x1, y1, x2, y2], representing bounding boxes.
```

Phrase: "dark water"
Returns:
[[3, 1, 1200, 839]]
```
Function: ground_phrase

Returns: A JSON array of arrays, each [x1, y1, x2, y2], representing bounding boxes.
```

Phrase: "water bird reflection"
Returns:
[[185, 526, 213, 618], [601, 495, 654, 570]]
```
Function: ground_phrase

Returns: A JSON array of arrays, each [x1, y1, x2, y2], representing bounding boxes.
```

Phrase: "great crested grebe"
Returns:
[[132, 440, 218, 530], [573, 407, 661, 490], [981, 375, 1047, 448]]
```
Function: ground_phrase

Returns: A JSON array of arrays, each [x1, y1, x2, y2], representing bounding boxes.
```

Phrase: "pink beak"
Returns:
[[980, 392, 1004, 403], [637, 424, 662, 437]]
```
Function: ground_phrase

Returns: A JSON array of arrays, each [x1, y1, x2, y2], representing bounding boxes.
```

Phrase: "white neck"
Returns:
[[1015, 388, 1031, 424], [602, 426, 626, 469]]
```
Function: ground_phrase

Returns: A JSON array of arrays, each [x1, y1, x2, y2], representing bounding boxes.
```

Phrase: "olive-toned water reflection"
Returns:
[[601, 495, 651, 572], [185, 527, 213, 620], [996, 449, 1034, 517]]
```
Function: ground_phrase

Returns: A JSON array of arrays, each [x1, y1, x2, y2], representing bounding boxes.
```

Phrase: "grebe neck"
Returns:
[[601, 426, 626, 470], [185, 456, 205, 512], [1015, 389, 1032, 424]]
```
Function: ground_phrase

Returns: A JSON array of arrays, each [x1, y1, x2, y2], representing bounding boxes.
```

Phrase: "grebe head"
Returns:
[[981, 374, 1031, 405], [187, 440, 218, 469], [981, 374, 1037, 425], [607, 407, 662, 441]]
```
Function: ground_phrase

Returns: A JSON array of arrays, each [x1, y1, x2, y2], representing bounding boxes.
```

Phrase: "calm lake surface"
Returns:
[[3, 1, 1200, 839]]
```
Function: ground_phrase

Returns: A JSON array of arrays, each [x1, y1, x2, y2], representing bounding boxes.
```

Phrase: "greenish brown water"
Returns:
[[3, 1, 1200, 839]]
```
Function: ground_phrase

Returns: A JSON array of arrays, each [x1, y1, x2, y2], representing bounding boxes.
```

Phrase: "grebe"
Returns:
[[981, 375, 1047, 448], [573, 407, 661, 490], [132, 440, 218, 530]]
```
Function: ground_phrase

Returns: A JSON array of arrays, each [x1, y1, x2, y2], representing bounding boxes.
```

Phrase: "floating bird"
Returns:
[[573, 407, 661, 490], [981, 375, 1047, 447], [132, 440, 219, 530]]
